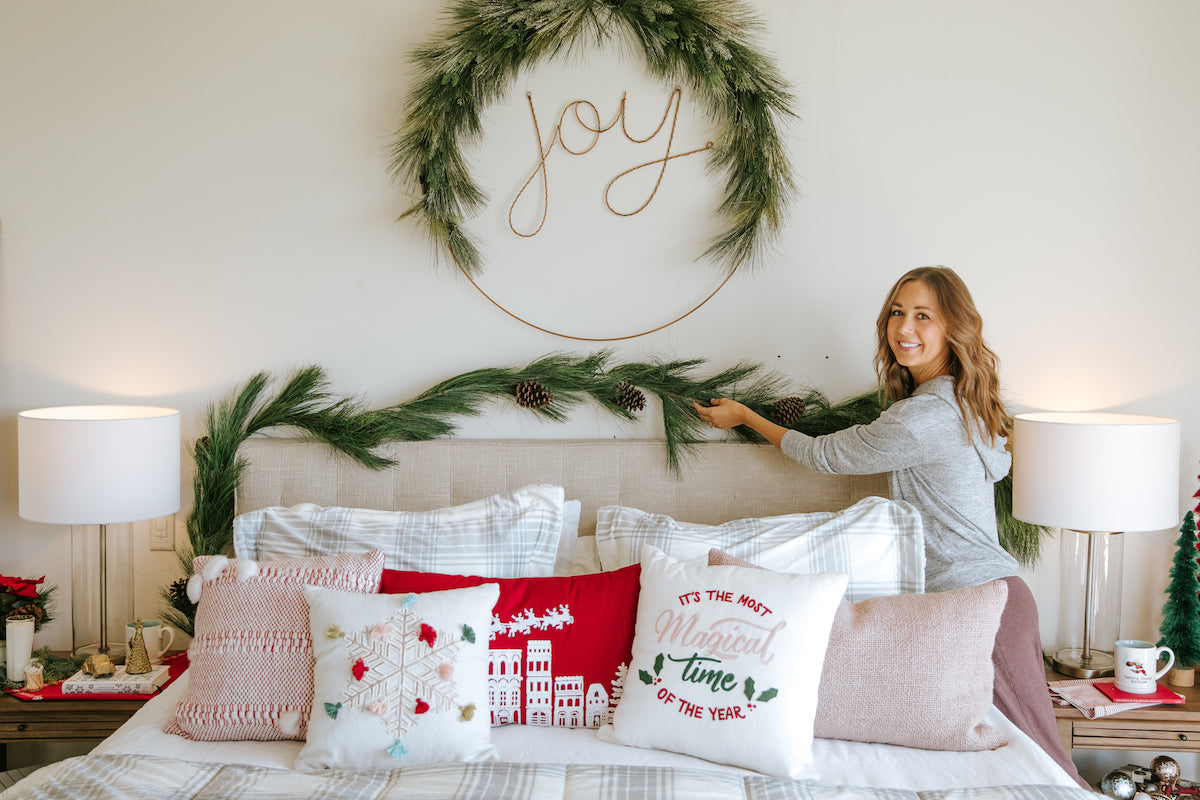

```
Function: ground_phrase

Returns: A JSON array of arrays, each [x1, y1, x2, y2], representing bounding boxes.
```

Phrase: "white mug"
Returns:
[[1115, 639, 1175, 694], [125, 620, 176, 665]]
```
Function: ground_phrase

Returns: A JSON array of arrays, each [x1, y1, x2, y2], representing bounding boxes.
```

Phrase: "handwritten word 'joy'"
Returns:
[[509, 87, 712, 237]]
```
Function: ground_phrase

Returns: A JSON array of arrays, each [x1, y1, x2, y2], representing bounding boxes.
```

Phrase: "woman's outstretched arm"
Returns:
[[693, 398, 789, 449]]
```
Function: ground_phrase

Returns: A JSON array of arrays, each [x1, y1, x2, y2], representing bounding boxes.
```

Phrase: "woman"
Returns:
[[694, 266, 1087, 789]]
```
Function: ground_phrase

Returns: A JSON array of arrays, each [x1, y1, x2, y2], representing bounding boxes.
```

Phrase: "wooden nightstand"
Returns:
[[1048, 665, 1200, 754], [0, 692, 149, 771]]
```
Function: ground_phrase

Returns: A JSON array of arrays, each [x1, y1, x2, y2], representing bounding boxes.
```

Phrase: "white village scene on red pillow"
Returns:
[[487, 602, 628, 727]]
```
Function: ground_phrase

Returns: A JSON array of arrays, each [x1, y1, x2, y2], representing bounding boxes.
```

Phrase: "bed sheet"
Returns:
[[91, 673, 1077, 791]]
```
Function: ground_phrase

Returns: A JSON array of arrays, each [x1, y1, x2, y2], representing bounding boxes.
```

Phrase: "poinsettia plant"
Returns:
[[0, 574, 57, 640]]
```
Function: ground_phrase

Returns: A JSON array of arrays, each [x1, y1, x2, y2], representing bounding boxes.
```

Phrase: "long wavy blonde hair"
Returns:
[[873, 266, 1007, 443]]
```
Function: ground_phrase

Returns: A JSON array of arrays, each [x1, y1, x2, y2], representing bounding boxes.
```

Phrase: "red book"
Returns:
[[1095, 680, 1186, 704]]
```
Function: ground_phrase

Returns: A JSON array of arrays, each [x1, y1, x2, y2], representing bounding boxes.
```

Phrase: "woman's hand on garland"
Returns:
[[694, 399, 789, 449]]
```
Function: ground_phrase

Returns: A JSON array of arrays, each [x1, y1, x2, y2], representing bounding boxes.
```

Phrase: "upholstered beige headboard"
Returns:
[[235, 438, 888, 536]]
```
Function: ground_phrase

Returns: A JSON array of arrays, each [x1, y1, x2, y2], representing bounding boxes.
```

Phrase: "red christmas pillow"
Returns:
[[380, 564, 640, 728]]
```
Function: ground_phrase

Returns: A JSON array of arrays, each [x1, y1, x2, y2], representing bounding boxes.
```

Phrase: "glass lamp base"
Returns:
[[1053, 647, 1115, 678], [73, 641, 127, 658]]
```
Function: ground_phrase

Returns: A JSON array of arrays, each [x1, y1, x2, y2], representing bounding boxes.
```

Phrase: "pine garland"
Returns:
[[162, 352, 1047, 633], [992, 472, 1044, 567], [0, 647, 84, 689], [389, 0, 795, 276]]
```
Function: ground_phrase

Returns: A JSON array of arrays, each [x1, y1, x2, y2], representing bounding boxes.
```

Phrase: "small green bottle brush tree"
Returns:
[[1158, 469, 1200, 677]]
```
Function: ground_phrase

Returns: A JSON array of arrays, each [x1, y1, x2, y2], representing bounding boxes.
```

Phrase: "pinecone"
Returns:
[[514, 380, 554, 410], [614, 381, 646, 413], [167, 577, 195, 611], [6, 604, 43, 627], [768, 396, 807, 426]]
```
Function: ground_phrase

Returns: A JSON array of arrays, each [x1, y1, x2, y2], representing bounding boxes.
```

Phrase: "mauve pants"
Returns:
[[992, 576, 1090, 790]]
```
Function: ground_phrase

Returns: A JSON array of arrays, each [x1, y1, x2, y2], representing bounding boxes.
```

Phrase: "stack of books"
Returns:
[[1048, 677, 1184, 719], [61, 664, 171, 695]]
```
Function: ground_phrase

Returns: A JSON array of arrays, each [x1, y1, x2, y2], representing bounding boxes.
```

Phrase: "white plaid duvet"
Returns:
[[0, 756, 1094, 800]]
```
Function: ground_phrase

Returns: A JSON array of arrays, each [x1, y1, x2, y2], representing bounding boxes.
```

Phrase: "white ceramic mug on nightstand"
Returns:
[[1115, 639, 1174, 694], [125, 619, 176, 665]]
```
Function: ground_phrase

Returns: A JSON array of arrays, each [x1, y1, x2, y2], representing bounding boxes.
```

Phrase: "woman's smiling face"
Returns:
[[887, 279, 951, 385]]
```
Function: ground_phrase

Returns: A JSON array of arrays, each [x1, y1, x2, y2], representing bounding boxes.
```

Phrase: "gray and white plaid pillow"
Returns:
[[594, 495, 923, 600], [234, 484, 564, 578]]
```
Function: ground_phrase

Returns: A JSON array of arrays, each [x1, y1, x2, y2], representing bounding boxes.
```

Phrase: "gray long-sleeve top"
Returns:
[[781, 375, 1018, 593]]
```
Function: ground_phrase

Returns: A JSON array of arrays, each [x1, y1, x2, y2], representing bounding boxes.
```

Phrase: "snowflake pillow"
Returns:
[[295, 583, 499, 770], [380, 563, 641, 728], [605, 546, 847, 780]]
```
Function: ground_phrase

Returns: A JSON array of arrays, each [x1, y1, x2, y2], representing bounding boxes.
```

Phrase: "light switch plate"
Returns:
[[149, 516, 175, 551]]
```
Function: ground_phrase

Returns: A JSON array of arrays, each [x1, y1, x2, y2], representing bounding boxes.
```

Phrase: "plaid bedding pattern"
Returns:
[[233, 485, 564, 578], [0, 756, 1096, 800], [595, 495, 925, 601]]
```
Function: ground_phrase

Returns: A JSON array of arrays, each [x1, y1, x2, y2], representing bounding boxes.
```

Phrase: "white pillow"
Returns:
[[568, 535, 603, 575], [554, 499, 582, 575], [234, 485, 564, 578], [296, 582, 500, 770], [594, 495, 923, 600], [605, 546, 847, 779]]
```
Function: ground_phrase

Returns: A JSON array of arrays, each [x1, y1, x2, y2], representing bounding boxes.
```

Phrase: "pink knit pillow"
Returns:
[[707, 549, 1008, 751], [165, 549, 384, 741]]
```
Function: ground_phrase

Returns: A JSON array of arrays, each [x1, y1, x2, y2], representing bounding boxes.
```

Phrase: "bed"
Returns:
[[1, 438, 1094, 799]]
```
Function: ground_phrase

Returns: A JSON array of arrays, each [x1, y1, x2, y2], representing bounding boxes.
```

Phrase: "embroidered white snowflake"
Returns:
[[341, 601, 466, 739]]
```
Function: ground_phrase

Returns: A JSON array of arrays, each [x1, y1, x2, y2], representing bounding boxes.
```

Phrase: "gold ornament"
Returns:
[[125, 619, 152, 674], [1150, 755, 1181, 791]]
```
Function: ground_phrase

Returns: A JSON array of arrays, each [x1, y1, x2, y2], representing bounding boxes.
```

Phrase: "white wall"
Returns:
[[2, 0, 1198, 782]]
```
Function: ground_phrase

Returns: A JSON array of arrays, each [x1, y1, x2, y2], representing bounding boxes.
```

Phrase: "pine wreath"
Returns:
[[390, 0, 795, 277]]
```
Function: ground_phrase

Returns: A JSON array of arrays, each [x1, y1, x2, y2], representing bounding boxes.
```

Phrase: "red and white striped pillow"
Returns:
[[165, 549, 384, 741]]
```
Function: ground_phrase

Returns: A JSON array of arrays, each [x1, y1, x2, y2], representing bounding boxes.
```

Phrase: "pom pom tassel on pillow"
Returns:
[[201, 555, 229, 582], [188, 556, 260, 603], [277, 710, 302, 738], [186, 574, 204, 604]]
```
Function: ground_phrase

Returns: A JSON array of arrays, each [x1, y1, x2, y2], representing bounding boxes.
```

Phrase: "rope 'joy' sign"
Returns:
[[509, 87, 713, 238], [389, 0, 796, 338]]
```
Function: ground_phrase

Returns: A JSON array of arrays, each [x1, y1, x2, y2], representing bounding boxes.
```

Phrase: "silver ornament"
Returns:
[[1100, 770, 1137, 800]]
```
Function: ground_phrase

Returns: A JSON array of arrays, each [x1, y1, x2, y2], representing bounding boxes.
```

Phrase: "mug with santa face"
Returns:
[[1114, 639, 1174, 694]]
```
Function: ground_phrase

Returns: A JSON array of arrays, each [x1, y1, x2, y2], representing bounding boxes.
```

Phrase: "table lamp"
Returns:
[[1013, 411, 1180, 678], [18, 406, 181, 655]]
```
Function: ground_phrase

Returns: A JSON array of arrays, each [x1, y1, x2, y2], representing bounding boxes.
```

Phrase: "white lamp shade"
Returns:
[[1013, 412, 1180, 533], [18, 405, 181, 525]]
